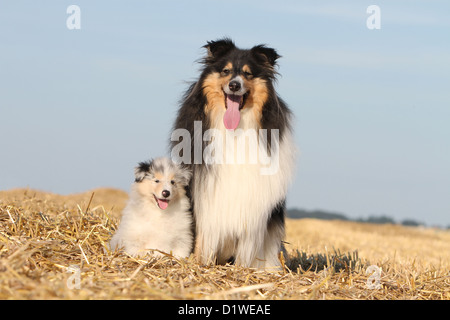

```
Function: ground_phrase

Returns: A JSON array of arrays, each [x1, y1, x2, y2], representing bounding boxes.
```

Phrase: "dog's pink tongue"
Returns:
[[157, 198, 169, 210], [224, 95, 241, 130]]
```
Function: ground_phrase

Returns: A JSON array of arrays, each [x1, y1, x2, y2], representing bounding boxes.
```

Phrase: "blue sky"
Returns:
[[1, 1, 449, 226]]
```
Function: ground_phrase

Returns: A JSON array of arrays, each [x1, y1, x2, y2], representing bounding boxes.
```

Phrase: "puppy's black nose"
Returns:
[[162, 190, 170, 198], [228, 80, 241, 92]]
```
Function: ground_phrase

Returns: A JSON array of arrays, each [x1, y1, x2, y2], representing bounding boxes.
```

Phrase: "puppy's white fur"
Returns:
[[109, 157, 193, 258]]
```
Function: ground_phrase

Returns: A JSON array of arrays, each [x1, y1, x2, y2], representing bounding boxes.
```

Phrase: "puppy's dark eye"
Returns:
[[171, 180, 175, 185], [154, 179, 160, 183], [221, 68, 231, 76], [243, 71, 253, 78]]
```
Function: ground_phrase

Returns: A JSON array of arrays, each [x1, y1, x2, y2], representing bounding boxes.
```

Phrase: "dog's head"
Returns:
[[200, 38, 280, 130], [133, 157, 191, 210]]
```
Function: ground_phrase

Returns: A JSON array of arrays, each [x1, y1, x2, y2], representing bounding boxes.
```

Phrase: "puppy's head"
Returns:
[[133, 157, 191, 210]]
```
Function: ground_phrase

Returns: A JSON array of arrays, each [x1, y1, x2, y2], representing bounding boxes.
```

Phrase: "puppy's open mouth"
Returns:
[[153, 195, 169, 210], [223, 92, 248, 130]]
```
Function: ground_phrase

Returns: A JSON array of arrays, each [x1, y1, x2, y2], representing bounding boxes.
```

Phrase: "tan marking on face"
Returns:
[[242, 77, 268, 127], [242, 65, 253, 78], [203, 72, 228, 118], [154, 172, 164, 181], [222, 62, 233, 73]]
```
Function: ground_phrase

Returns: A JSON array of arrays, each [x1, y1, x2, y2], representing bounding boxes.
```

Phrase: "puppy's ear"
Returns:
[[203, 38, 235, 63], [178, 166, 192, 186], [134, 161, 151, 183], [251, 45, 281, 67]]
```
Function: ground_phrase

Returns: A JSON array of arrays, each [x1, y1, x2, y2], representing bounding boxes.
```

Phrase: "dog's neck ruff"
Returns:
[[192, 109, 296, 268]]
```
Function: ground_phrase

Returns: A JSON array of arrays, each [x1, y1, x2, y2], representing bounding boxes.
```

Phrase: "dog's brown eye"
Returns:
[[171, 180, 175, 185], [155, 179, 160, 183], [244, 71, 253, 78], [221, 68, 231, 76]]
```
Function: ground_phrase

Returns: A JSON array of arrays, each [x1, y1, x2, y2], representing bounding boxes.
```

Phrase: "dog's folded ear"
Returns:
[[203, 38, 236, 63], [178, 166, 192, 186], [134, 161, 151, 183], [251, 45, 281, 67]]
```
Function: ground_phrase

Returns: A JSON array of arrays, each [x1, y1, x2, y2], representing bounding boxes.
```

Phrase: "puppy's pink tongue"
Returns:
[[224, 95, 241, 130], [157, 198, 169, 210]]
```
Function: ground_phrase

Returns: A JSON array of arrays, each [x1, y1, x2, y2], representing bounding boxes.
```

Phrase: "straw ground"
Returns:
[[1, 188, 449, 299]]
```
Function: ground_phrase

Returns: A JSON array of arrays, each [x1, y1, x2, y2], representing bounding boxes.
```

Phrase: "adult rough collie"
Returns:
[[171, 38, 296, 269]]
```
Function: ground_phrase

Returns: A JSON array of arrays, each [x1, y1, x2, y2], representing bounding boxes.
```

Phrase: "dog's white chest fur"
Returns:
[[193, 110, 296, 268]]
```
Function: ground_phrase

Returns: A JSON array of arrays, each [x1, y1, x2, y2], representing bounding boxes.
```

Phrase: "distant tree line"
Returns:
[[286, 208, 435, 228]]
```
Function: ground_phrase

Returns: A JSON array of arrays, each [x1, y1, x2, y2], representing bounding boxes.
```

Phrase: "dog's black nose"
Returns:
[[228, 80, 241, 92], [162, 190, 170, 198]]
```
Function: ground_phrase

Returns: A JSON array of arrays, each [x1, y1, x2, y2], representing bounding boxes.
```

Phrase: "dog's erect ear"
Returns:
[[134, 161, 151, 183], [203, 38, 236, 63], [251, 45, 281, 67]]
